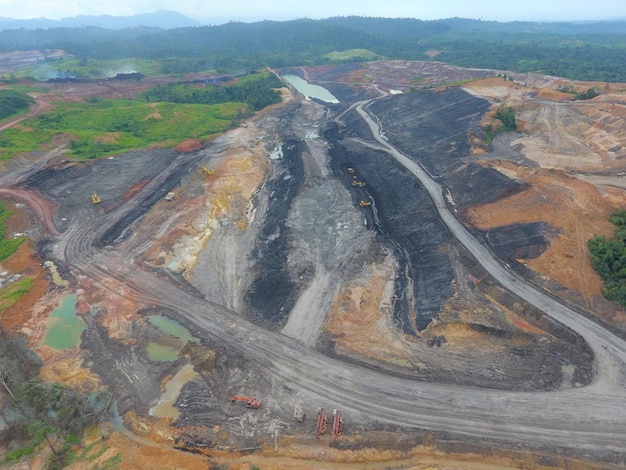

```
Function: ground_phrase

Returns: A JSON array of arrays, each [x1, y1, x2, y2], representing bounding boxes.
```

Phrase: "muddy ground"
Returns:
[[1, 61, 626, 468]]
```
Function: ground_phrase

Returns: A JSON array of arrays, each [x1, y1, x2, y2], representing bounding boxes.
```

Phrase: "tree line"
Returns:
[[2, 17, 626, 82], [0, 329, 113, 468], [141, 73, 282, 111], [0, 90, 33, 121], [589, 210, 626, 306]]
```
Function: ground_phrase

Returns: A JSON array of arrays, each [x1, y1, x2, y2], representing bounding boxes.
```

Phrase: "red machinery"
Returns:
[[230, 396, 261, 409], [315, 408, 328, 438]]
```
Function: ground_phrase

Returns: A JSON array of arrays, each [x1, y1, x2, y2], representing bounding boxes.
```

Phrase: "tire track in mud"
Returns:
[[0, 188, 60, 236]]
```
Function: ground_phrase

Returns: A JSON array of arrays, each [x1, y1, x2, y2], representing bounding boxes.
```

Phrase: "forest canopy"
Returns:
[[0, 90, 34, 121], [2, 17, 626, 81], [141, 73, 282, 111], [589, 210, 626, 306]]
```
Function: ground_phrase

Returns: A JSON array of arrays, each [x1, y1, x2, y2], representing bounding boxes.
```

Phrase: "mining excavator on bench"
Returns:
[[230, 396, 261, 409]]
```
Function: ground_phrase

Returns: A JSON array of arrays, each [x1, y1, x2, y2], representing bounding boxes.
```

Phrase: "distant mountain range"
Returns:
[[0, 9, 201, 31]]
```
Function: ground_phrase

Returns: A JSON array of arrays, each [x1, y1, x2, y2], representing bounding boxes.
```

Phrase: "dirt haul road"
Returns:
[[41, 96, 626, 456]]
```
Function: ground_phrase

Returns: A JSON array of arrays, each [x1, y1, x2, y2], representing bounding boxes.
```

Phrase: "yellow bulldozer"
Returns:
[[91, 192, 102, 204]]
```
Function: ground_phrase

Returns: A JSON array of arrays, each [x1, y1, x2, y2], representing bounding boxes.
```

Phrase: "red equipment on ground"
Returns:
[[315, 408, 328, 438], [230, 395, 261, 408]]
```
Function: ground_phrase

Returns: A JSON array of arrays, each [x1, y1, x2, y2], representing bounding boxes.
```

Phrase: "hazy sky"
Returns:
[[1, 0, 625, 23]]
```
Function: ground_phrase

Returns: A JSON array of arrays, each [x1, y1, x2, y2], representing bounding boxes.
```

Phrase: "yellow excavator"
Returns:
[[359, 200, 371, 207], [91, 192, 102, 204], [201, 167, 214, 176]]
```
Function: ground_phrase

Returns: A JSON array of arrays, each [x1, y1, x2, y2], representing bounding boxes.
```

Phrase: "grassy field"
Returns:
[[322, 49, 383, 62], [0, 202, 28, 313], [0, 98, 246, 159], [0, 276, 33, 312], [0, 202, 24, 259]]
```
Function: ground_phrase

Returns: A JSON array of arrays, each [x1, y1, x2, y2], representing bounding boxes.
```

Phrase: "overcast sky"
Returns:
[[1, 0, 625, 23]]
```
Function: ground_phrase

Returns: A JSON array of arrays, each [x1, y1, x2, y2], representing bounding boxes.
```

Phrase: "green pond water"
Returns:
[[148, 315, 198, 343], [44, 294, 85, 350], [145, 316, 199, 362], [146, 342, 178, 362]]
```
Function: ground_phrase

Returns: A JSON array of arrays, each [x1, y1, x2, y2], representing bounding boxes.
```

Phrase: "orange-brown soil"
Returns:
[[174, 139, 203, 153], [464, 161, 626, 327]]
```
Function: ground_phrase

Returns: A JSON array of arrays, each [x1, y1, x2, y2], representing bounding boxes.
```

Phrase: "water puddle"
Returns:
[[281, 74, 340, 103], [44, 260, 69, 287], [146, 342, 177, 362], [44, 294, 85, 350], [148, 315, 198, 343], [149, 363, 197, 419], [168, 260, 179, 271]]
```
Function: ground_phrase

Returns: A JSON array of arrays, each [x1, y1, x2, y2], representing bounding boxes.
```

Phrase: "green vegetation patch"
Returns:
[[575, 87, 600, 100], [322, 49, 383, 62], [0, 201, 25, 260], [483, 105, 517, 143], [1, 379, 115, 468], [4, 421, 55, 462], [410, 77, 427, 85], [0, 277, 33, 312], [0, 98, 243, 160], [94, 453, 122, 470], [0, 73, 282, 160], [0, 89, 34, 121], [589, 209, 626, 306], [142, 72, 282, 111]]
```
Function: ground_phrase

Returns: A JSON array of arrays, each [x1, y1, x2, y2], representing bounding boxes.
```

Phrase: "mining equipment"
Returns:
[[352, 180, 366, 187], [315, 408, 328, 438], [230, 396, 261, 409], [91, 192, 102, 204], [359, 200, 372, 207], [331, 409, 343, 440], [164, 192, 176, 201], [294, 400, 305, 422], [347, 166, 355, 174], [201, 167, 214, 176]]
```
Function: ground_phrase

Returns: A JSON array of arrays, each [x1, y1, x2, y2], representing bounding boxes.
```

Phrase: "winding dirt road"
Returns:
[[37, 97, 626, 456]]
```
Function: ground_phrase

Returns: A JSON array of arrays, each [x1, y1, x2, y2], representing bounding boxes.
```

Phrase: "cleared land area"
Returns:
[[1, 61, 626, 468]]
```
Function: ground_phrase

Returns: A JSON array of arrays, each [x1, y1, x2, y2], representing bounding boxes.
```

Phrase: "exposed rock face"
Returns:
[[245, 138, 306, 327], [485, 222, 561, 262]]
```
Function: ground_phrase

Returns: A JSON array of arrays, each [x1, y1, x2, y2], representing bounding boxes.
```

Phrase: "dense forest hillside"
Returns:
[[2, 16, 626, 81]]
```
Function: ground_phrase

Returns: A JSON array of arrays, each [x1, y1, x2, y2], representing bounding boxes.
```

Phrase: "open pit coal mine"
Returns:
[[18, 77, 620, 463]]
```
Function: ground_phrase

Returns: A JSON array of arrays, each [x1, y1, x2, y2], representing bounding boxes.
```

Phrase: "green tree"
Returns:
[[589, 209, 626, 306], [494, 106, 517, 131]]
